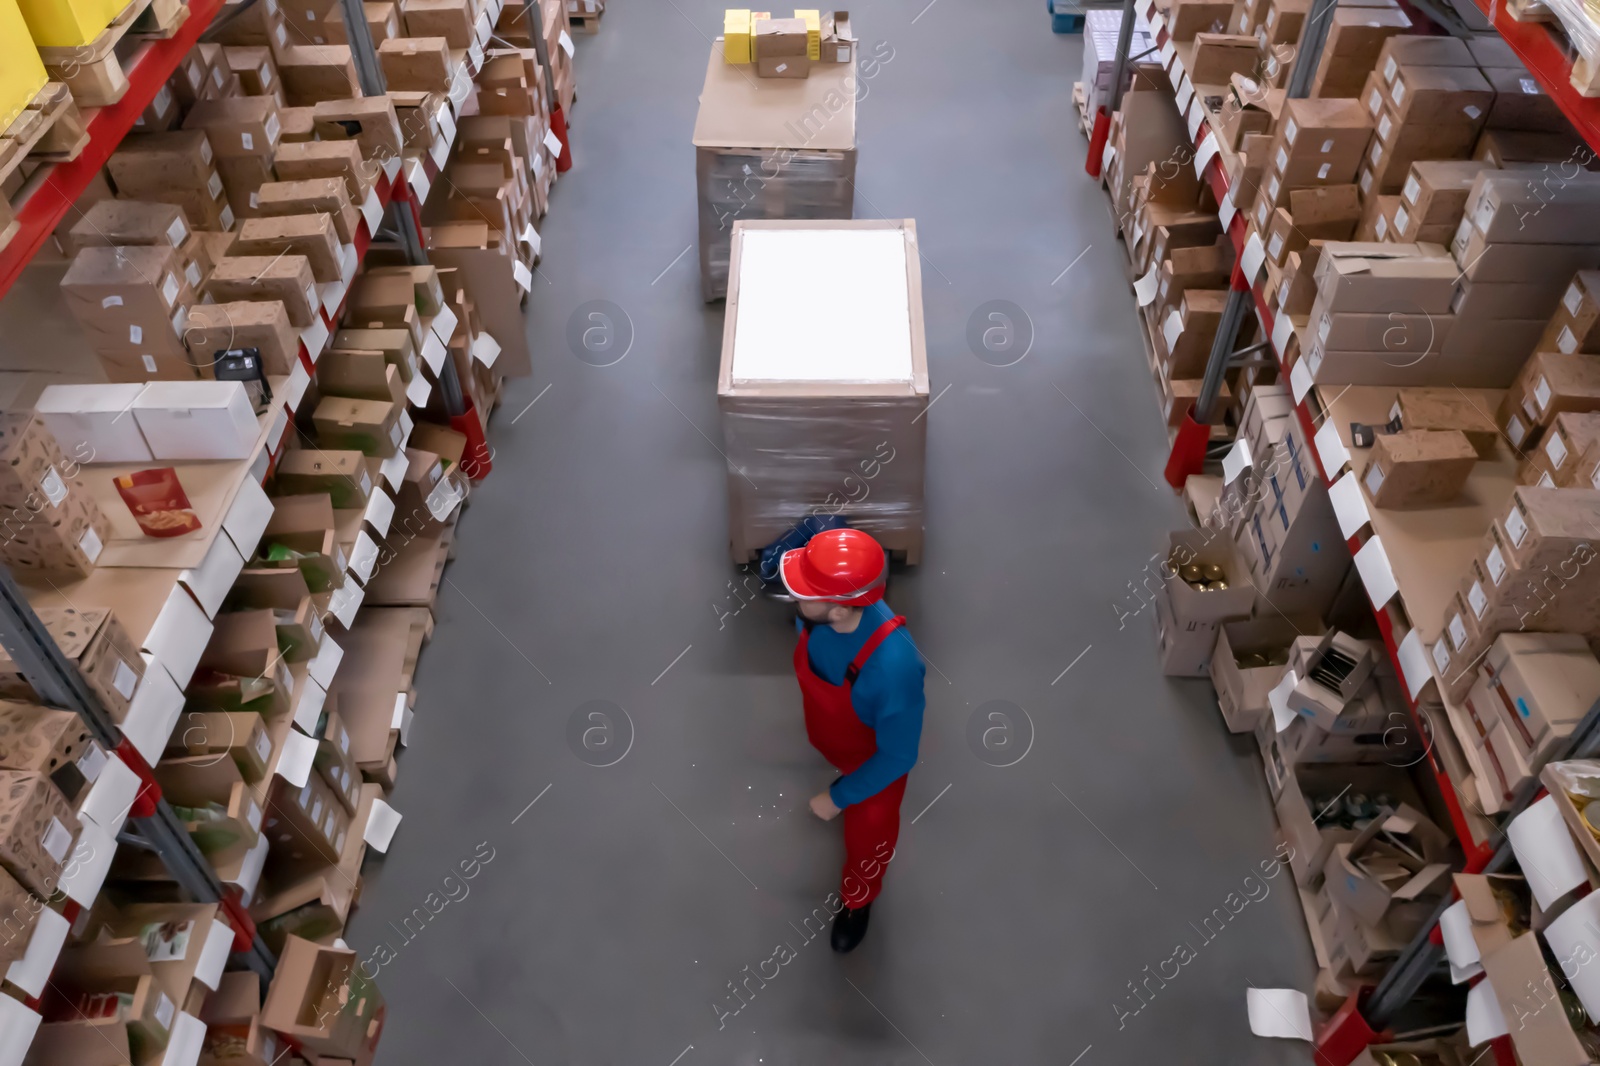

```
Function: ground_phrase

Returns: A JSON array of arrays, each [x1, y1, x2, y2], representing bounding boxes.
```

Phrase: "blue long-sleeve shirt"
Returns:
[[799, 601, 926, 808]]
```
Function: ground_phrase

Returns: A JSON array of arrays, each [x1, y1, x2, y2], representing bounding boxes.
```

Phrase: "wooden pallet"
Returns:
[[35, 0, 172, 108], [0, 84, 88, 184]]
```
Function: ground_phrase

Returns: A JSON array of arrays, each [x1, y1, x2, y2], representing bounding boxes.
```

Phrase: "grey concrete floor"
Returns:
[[345, 3, 1316, 1063]]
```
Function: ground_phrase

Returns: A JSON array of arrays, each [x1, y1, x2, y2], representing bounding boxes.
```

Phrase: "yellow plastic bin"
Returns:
[[0, 0, 49, 132]]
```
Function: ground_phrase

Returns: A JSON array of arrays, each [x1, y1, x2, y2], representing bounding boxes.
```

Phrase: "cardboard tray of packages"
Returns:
[[1315, 386, 1519, 653], [62, 375, 289, 570], [691, 40, 858, 151]]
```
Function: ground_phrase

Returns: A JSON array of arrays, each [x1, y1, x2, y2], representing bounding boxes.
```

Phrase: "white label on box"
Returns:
[[1448, 613, 1468, 651], [1374, 214, 1388, 240], [37, 466, 66, 508], [207, 172, 223, 198], [161, 272, 179, 308], [1402, 174, 1421, 206], [1174, 77, 1194, 115], [1222, 438, 1253, 485], [1464, 105, 1481, 120], [1392, 77, 1407, 105], [1538, 471, 1555, 488], [128, 324, 143, 346], [220, 204, 234, 229], [1271, 310, 1293, 359], [76, 743, 107, 783], [1317, 313, 1331, 344], [471, 332, 502, 368], [1267, 232, 1284, 260], [112, 658, 138, 698], [1565, 282, 1585, 317], [1134, 266, 1159, 307], [531, 150, 545, 178], [1355, 535, 1399, 607], [389, 421, 404, 448], [1275, 145, 1288, 173], [99, 294, 123, 310], [1317, 162, 1331, 181], [253, 728, 270, 765], [1506, 501, 1529, 546], [264, 111, 280, 144], [1548, 431, 1569, 469], [1383, 55, 1399, 83], [1394, 205, 1409, 234], [1535, 375, 1553, 411], [1364, 462, 1385, 497], [1377, 113, 1392, 141], [185, 261, 201, 288], [1266, 173, 1280, 202], [155, 993, 175, 1032], [1487, 543, 1507, 585], [141, 354, 157, 374], [1370, 139, 1383, 166], [1360, 170, 1373, 196], [559, 28, 575, 56], [1468, 580, 1488, 618], [165, 217, 188, 247], [1523, 397, 1540, 424], [1319, 138, 1334, 155], [1507, 413, 1526, 447], [543, 128, 563, 157], [40, 817, 71, 863], [241, 132, 254, 151], [1282, 116, 1297, 145], [1560, 325, 1578, 354], [1432, 639, 1450, 673], [837, 44, 849, 61]]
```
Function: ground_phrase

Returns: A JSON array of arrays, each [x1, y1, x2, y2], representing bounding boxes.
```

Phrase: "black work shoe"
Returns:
[[831, 903, 871, 953]]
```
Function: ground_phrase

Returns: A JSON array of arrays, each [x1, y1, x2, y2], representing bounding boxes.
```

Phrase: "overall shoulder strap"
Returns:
[[845, 615, 908, 686]]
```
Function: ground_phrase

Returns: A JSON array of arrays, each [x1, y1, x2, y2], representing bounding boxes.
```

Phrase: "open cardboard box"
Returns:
[[261, 935, 384, 1064], [51, 935, 177, 1060], [198, 970, 285, 1066], [1319, 804, 1452, 926], [1271, 763, 1429, 887]]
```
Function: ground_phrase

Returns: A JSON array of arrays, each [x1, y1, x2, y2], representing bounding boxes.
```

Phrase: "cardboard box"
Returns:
[[1361, 429, 1476, 509], [255, 178, 357, 244], [1313, 242, 1459, 315], [34, 384, 152, 464], [1500, 351, 1600, 448], [1482, 933, 1592, 1066], [63, 200, 191, 257], [272, 139, 369, 202], [1542, 271, 1600, 356], [1481, 632, 1600, 754], [60, 245, 195, 354], [312, 396, 403, 457], [1320, 813, 1451, 926], [1386, 63, 1492, 128], [378, 35, 451, 92], [275, 450, 373, 509], [1152, 581, 1223, 678], [1450, 222, 1600, 285], [1480, 66, 1568, 133], [1167, 0, 1234, 39], [0, 701, 93, 785], [0, 607, 141, 723], [233, 214, 343, 283], [1189, 33, 1259, 83], [316, 709, 361, 815], [183, 96, 282, 158], [1211, 615, 1322, 733], [311, 97, 404, 159], [262, 494, 345, 592], [261, 936, 384, 1062], [131, 381, 259, 461], [169, 711, 271, 781], [1464, 171, 1600, 245], [1394, 388, 1499, 458], [0, 770, 79, 897], [1270, 763, 1424, 886], [402, 0, 471, 44], [1518, 411, 1600, 487], [183, 300, 301, 377], [207, 255, 319, 328]]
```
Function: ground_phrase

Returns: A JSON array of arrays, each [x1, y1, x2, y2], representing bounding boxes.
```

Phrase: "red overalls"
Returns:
[[794, 615, 911, 908]]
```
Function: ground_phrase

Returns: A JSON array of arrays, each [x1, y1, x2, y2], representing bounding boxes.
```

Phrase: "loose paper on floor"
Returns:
[[1246, 988, 1312, 1041]]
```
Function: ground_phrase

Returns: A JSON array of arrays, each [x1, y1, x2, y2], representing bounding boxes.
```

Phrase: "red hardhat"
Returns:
[[780, 529, 887, 606]]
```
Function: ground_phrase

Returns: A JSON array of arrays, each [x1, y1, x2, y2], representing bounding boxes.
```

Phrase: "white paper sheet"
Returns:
[[6, 907, 68, 997], [1328, 473, 1370, 539], [1134, 266, 1160, 306], [1193, 134, 1221, 180], [1507, 795, 1589, 910], [1466, 978, 1509, 1045], [1313, 420, 1349, 480], [1268, 670, 1298, 733], [364, 798, 402, 851], [1396, 629, 1431, 701], [275, 730, 318, 787], [1354, 536, 1398, 608], [1543, 889, 1600, 1020], [1246, 988, 1312, 1040], [1242, 231, 1267, 282], [1437, 899, 1482, 983]]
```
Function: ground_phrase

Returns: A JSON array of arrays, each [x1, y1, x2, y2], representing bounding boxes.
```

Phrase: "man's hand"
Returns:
[[809, 791, 842, 821]]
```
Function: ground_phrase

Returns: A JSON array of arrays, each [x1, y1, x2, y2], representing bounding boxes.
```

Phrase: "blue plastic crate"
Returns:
[[1051, 9, 1085, 31]]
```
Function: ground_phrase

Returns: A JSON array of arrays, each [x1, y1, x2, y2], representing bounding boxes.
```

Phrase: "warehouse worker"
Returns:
[[781, 529, 926, 953]]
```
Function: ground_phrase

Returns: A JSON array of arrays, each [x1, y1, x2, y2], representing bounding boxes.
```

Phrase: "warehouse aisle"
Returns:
[[348, 3, 1315, 1063]]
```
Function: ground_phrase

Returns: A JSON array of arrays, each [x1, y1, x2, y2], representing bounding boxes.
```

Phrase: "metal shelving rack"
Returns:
[[0, 0, 554, 1040], [1091, 0, 1600, 1058]]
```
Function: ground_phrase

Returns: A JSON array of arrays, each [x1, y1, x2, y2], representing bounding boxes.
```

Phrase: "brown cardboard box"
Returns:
[[168, 710, 271, 781], [1450, 279, 1566, 323], [261, 936, 384, 1063], [1394, 388, 1500, 457], [63, 200, 191, 257], [1168, 0, 1234, 39], [1162, 288, 1230, 377], [198, 970, 284, 1066], [0, 607, 142, 723], [256, 178, 358, 244], [1465, 170, 1600, 245], [316, 709, 361, 814], [61, 245, 195, 354], [200, 609, 280, 679], [233, 214, 343, 283], [378, 36, 451, 92], [1542, 271, 1600, 356], [1519, 411, 1600, 487], [1190, 33, 1259, 83], [272, 139, 370, 202], [1450, 223, 1600, 285], [0, 412, 79, 520], [0, 771, 79, 897], [1320, 814, 1451, 926], [1397, 159, 1492, 230], [311, 97, 404, 160], [262, 494, 345, 592], [1481, 632, 1600, 753], [402, 0, 471, 45], [0, 489, 113, 577], [275, 449, 373, 509], [183, 300, 301, 376], [183, 96, 282, 158], [1210, 615, 1322, 733], [312, 396, 403, 456], [277, 45, 360, 105], [0, 701, 91, 781], [1377, 34, 1473, 87], [1480, 66, 1569, 133], [755, 16, 809, 57], [1482, 934, 1592, 1066], [265, 771, 351, 866], [207, 255, 320, 328], [1500, 351, 1600, 448], [1491, 486, 1600, 574], [1361, 430, 1476, 508], [1313, 241, 1459, 314], [1386, 64, 1492, 128]]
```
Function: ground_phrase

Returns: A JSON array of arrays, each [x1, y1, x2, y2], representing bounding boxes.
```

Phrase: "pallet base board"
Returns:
[[0, 84, 87, 185], [36, 0, 159, 108]]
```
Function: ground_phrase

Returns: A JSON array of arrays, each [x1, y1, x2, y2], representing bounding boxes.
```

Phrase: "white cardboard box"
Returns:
[[34, 383, 153, 463], [132, 382, 259, 460]]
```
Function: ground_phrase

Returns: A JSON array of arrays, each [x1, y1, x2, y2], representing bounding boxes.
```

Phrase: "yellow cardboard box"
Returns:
[[796, 8, 820, 60], [0, 0, 48, 130], [15, 0, 117, 48]]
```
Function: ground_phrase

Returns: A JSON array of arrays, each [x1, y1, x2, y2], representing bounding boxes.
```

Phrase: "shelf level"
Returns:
[[1468, 0, 1600, 155], [0, 0, 226, 300]]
